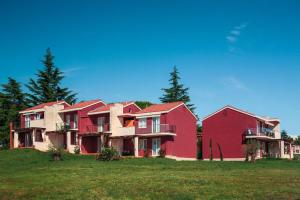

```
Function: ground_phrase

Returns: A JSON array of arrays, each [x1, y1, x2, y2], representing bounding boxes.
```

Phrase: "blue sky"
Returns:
[[0, 0, 300, 136]]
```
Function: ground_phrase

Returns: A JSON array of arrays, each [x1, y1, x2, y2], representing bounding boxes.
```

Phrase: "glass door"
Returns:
[[152, 117, 160, 133], [25, 115, 30, 128], [152, 138, 161, 156], [98, 117, 105, 132]]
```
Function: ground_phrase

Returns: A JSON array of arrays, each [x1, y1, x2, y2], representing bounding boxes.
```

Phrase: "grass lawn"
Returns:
[[0, 149, 300, 200]]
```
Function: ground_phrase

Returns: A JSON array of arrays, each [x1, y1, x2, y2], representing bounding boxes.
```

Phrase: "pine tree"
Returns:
[[26, 48, 77, 105], [160, 66, 196, 113], [0, 78, 28, 148]]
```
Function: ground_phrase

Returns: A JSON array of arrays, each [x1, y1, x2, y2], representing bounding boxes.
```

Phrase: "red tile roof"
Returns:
[[89, 104, 114, 114], [61, 100, 103, 112], [135, 102, 184, 114], [21, 101, 67, 112], [88, 101, 135, 114]]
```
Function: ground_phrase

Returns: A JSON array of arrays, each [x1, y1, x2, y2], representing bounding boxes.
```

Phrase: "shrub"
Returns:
[[209, 138, 213, 161], [96, 147, 120, 161], [144, 149, 151, 158], [243, 139, 260, 163], [48, 146, 63, 161], [74, 145, 80, 154], [293, 154, 300, 161], [122, 150, 133, 156], [197, 138, 202, 160], [217, 143, 223, 161], [158, 149, 166, 158]]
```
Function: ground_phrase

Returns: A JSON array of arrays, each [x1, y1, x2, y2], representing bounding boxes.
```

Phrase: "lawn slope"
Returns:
[[0, 149, 299, 200]]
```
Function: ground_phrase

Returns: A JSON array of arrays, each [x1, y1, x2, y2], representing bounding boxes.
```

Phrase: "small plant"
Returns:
[[144, 149, 151, 158], [48, 146, 63, 161], [74, 145, 80, 154], [197, 138, 202, 160], [122, 150, 133, 156], [158, 149, 166, 158], [96, 147, 120, 161], [243, 139, 260, 163], [209, 138, 213, 161], [217, 143, 223, 161]]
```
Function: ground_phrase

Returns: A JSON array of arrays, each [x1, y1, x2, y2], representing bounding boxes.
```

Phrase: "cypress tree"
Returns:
[[26, 48, 77, 105], [0, 78, 27, 148], [160, 66, 196, 113]]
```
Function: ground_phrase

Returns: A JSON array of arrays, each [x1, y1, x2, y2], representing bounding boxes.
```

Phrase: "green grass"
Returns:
[[0, 149, 300, 200]]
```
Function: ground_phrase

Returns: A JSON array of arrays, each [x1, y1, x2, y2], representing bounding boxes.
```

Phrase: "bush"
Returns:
[[74, 145, 80, 154], [122, 150, 133, 156], [48, 146, 63, 161], [144, 149, 151, 158], [243, 139, 260, 163], [293, 154, 300, 160], [158, 149, 166, 158], [96, 147, 120, 161]]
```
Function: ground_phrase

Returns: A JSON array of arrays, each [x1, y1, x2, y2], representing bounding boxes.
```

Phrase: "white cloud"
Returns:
[[226, 36, 237, 43], [230, 30, 240, 36], [226, 22, 248, 44], [62, 67, 85, 76], [222, 76, 249, 91]]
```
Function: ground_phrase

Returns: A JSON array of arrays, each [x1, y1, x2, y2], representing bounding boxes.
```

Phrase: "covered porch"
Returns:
[[79, 133, 110, 154], [17, 130, 33, 148], [133, 134, 175, 157]]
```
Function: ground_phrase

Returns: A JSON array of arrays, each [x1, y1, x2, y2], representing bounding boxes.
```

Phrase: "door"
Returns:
[[25, 115, 30, 128], [152, 117, 160, 133], [97, 117, 105, 132], [66, 115, 70, 127], [152, 138, 161, 156]]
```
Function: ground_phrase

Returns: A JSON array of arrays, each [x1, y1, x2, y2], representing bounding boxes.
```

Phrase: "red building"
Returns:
[[134, 102, 197, 160], [58, 99, 106, 154], [202, 105, 294, 161], [12, 100, 198, 160]]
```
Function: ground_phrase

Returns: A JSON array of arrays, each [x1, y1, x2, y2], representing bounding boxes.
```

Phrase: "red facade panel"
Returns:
[[166, 105, 197, 158], [202, 108, 257, 160], [123, 104, 141, 114]]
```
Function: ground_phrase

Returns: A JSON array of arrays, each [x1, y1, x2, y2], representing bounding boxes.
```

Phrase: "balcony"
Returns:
[[30, 119, 45, 128], [245, 128, 276, 139], [85, 124, 110, 134], [56, 122, 70, 132], [113, 126, 135, 137], [135, 124, 176, 135]]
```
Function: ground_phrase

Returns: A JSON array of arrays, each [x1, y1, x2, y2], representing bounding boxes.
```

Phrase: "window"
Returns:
[[138, 118, 147, 128], [74, 114, 78, 129], [152, 117, 160, 133], [66, 115, 70, 125], [35, 113, 41, 120], [35, 130, 43, 142], [25, 115, 30, 128], [70, 132, 77, 145], [139, 139, 147, 150]]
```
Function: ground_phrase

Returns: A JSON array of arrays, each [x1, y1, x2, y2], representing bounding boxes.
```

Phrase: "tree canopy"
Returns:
[[26, 48, 77, 105], [0, 78, 27, 147], [160, 66, 196, 114]]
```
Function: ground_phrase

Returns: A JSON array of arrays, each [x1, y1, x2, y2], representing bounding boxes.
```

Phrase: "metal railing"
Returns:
[[85, 124, 110, 133], [245, 128, 275, 138], [135, 124, 176, 134], [56, 122, 71, 132]]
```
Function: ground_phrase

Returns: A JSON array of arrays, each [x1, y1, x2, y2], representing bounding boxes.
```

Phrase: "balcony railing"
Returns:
[[245, 128, 275, 138], [30, 119, 45, 128], [56, 122, 71, 132], [135, 124, 176, 135], [85, 124, 110, 133]]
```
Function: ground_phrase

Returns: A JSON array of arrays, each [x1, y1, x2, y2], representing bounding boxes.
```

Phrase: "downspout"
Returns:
[[9, 122, 13, 149]]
